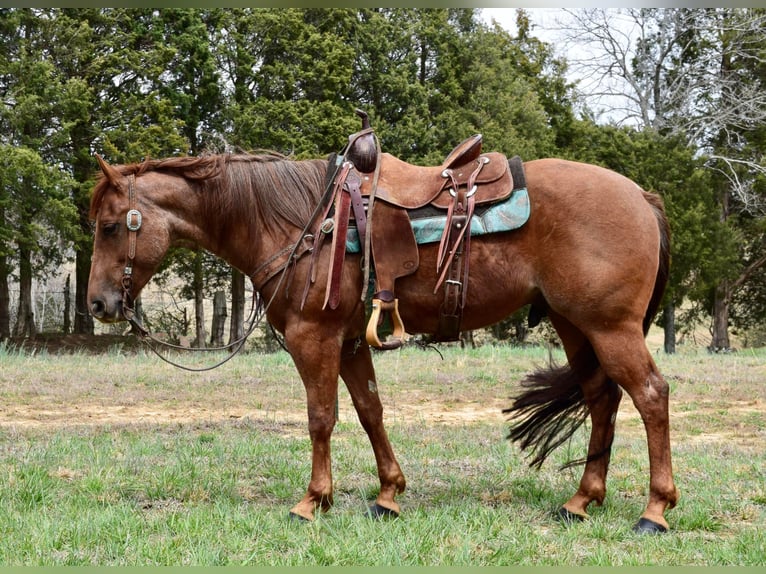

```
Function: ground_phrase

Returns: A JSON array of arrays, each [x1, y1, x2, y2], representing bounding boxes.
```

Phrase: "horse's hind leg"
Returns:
[[549, 312, 623, 521], [590, 325, 680, 532], [339, 338, 406, 517]]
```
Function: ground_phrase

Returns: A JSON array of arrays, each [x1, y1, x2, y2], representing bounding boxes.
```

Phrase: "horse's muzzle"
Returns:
[[88, 295, 124, 323]]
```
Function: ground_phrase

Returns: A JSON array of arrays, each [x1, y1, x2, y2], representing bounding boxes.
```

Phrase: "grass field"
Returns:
[[0, 340, 764, 565]]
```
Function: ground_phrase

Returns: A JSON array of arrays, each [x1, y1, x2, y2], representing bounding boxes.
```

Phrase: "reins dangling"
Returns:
[[119, 112, 381, 371], [119, 172, 268, 372]]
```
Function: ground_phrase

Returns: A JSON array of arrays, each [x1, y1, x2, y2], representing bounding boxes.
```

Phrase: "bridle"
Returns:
[[111, 127, 375, 372], [118, 173, 271, 372], [120, 174, 142, 325]]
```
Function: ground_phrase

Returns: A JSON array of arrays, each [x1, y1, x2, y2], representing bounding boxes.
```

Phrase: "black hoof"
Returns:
[[555, 507, 586, 524], [288, 511, 310, 522], [367, 503, 399, 520], [633, 517, 668, 534]]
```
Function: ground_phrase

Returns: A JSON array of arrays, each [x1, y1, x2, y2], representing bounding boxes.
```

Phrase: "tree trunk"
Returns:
[[63, 273, 71, 335], [13, 244, 36, 338], [662, 302, 675, 354], [229, 267, 245, 345], [0, 199, 8, 339], [193, 251, 206, 348], [210, 290, 227, 347], [74, 241, 94, 334], [513, 317, 529, 344], [0, 254, 10, 339], [711, 281, 731, 351]]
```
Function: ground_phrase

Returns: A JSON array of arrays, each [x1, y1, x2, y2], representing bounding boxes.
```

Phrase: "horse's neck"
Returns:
[[179, 185, 302, 284]]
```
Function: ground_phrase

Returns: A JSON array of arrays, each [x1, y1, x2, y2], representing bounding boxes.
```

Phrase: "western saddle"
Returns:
[[305, 110, 522, 350]]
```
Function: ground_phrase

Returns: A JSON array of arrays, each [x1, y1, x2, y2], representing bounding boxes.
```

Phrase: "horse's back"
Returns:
[[395, 157, 665, 334], [524, 158, 654, 218]]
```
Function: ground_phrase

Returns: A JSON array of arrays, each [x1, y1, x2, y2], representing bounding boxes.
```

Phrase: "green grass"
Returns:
[[0, 343, 764, 565]]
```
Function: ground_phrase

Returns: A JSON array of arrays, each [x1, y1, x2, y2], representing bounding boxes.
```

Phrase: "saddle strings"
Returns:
[[360, 134, 382, 302]]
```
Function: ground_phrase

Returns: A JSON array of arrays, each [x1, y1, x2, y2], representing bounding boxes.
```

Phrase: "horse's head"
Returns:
[[87, 155, 173, 324]]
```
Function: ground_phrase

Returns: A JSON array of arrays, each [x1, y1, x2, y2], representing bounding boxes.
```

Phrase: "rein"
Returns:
[[119, 174, 274, 372]]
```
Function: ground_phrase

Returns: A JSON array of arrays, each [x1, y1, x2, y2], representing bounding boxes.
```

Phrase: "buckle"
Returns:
[[126, 209, 142, 231]]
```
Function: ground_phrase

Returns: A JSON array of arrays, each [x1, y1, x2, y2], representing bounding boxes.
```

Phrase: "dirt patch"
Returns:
[[1, 337, 764, 451], [0, 403, 308, 437], [1, 397, 508, 432]]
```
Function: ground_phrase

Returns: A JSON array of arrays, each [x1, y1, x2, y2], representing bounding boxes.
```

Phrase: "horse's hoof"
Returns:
[[367, 503, 399, 520], [633, 517, 668, 534], [555, 507, 586, 524], [288, 511, 310, 522]]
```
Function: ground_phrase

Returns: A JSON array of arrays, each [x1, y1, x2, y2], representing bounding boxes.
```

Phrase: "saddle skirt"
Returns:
[[344, 181, 530, 253]]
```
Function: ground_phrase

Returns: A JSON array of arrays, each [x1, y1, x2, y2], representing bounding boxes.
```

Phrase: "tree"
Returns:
[[557, 7, 766, 350], [0, 10, 78, 337], [0, 8, 191, 336]]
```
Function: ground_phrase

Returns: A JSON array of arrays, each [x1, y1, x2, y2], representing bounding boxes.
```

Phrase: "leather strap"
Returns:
[[323, 164, 353, 310], [251, 234, 314, 292], [430, 157, 485, 341], [301, 161, 350, 310], [120, 174, 148, 336], [346, 170, 367, 246]]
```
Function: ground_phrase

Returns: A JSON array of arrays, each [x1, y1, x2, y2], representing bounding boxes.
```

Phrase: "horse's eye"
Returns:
[[102, 222, 119, 237]]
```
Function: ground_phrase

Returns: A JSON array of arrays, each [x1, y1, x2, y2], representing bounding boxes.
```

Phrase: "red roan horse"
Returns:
[[87, 138, 678, 533]]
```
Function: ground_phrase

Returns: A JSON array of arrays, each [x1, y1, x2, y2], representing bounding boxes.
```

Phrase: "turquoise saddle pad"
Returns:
[[344, 187, 530, 253]]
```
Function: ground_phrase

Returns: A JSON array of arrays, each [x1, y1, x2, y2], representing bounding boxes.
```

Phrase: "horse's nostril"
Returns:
[[90, 299, 106, 318]]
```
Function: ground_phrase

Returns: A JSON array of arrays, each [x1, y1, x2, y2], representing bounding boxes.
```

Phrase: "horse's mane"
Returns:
[[89, 152, 329, 234]]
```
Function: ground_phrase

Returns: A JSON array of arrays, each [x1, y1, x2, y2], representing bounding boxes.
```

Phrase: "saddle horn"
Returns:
[[346, 109, 378, 173]]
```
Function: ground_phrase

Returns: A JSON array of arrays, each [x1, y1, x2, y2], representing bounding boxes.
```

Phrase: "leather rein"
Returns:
[[119, 174, 274, 372]]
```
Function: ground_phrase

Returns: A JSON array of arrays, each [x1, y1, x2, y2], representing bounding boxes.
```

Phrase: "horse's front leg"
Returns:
[[284, 324, 342, 521], [339, 338, 406, 517]]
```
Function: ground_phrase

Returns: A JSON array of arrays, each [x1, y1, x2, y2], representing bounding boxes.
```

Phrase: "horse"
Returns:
[[87, 146, 678, 534]]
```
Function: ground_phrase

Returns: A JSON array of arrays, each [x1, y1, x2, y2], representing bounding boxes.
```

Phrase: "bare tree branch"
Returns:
[[554, 8, 766, 214]]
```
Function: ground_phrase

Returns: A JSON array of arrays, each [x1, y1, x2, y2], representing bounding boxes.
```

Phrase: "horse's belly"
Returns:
[[394, 235, 535, 334]]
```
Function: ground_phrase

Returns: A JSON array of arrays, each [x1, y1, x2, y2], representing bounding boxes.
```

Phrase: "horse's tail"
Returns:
[[503, 347, 597, 470], [504, 190, 671, 469], [641, 191, 671, 336]]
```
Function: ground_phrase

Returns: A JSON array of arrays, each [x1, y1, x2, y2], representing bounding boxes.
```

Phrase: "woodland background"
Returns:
[[2, 7, 766, 353]]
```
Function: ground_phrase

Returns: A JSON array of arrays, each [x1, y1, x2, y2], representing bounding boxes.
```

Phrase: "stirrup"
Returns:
[[366, 296, 408, 350]]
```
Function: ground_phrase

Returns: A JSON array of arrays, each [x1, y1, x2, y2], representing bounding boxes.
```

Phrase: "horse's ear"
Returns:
[[95, 154, 122, 188]]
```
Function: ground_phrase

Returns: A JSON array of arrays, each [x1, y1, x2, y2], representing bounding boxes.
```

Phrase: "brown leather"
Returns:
[[442, 134, 483, 169], [359, 151, 511, 209], [346, 170, 367, 246], [362, 201, 418, 350], [323, 181, 352, 310], [357, 149, 513, 347], [316, 128, 516, 348], [371, 201, 419, 287], [346, 109, 378, 173]]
